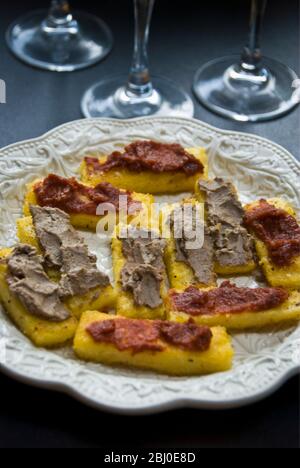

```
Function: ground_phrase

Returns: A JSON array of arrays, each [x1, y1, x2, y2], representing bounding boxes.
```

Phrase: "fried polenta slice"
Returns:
[[0, 249, 78, 348], [17, 216, 116, 317], [166, 287, 300, 330], [0, 249, 13, 261], [17, 216, 40, 250], [214, 261, 257, 276], [74, 311, 233, 375], [165, 237, 199, 290], [23, 180, 154, 231], [16, 217, 60, 283], [195, 178, 256, 276], [245, 198, 300, 289], [160, 200, 216, 290], [80, 147, 208, 194], [65, 286, 116, 319], [111, 234, 167, 320]]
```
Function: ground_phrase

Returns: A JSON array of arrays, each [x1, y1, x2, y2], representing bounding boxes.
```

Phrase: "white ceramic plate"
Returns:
[[0, 117, 299, 415]]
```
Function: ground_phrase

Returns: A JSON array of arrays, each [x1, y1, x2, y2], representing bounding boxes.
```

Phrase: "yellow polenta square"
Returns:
[[111, 235, 167, 320], [166, 289, 300, 330], [23, 180, 154, 231], [214, 261, 256, 276], [80, 147, 208, 194], [195, 178, 256, 276], [73, 311, 233, 375], [165, 236, 199, 290], [245, 198, 300, 288], [0, 249, 78, 348], [16, 217, 117, 317], [160, 200, 216, 290], [17, 216, 41, 251], [64, 286, 116, 319]]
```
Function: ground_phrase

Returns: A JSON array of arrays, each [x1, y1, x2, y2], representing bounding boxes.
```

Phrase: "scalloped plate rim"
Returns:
[[0, 116, 299, 415], [0, 359, 299, 415], [1, 117, 300, 172]]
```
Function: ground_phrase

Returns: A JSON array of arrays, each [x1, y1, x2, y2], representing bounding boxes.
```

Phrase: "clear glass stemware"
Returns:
[[6, 0, 113, 72], [81, 0, 194, 119], [193, 0, 300, 122]]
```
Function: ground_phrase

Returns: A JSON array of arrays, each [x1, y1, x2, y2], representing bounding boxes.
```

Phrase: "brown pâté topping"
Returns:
[[199, 178, 255, 268], [120, 229, 167, 309], [30, 205, 110, 298], [6, 244, 70, 322]]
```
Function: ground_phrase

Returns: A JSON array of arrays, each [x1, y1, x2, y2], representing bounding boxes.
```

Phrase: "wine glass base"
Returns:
[[81, 74, 194, 119], [6, 10, 113, 72], [193, 56, 300, 122]]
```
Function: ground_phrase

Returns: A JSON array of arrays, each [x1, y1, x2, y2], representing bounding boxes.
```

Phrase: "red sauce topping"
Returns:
[[170, 281, 289, 316], [160, 320, 212, 352], [85, 140, 204, 175], [87, 319, 163, 354], [34, 174, 141, 216], [244, 200, 300, 266], [87, 318, 212, 353]]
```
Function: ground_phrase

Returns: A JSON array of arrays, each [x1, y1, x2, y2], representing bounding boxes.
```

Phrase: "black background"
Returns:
[[0, 0, 299, 449]]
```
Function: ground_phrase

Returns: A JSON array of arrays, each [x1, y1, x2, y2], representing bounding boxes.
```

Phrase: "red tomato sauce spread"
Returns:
[[85, 140, 204, 175], [159, 320, 212, 352], [244, 199, 300, 266], [170, 281, 289, 316], [34, 174, 141, 216], [86, 318, 212, 353]]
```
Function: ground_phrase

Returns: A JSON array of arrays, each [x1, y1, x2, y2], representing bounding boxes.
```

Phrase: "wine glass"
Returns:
[[6, 1, 113, 72], [193, 0, 300, 122], [81, 0, 194, 119]]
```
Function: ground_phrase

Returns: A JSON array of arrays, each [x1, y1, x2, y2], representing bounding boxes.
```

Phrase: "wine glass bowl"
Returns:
[[81, 0, 194, 119], [193, 0, 300, 122], [194, 56, 299, 122], [6, 1, 113, 72], [81, 74, 194, 119]]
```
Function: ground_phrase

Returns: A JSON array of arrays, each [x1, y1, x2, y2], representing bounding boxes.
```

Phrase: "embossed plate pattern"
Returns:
[[0, 117, 299, 414]]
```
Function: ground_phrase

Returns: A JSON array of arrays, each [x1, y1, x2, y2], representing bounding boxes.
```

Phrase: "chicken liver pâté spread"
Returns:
[[120, 229, 167, 309], [7, 244, 70, 322], [199, 178, 254, 268]]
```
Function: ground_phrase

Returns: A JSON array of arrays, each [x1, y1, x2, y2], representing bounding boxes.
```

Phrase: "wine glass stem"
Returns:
[[127, 0, 155, 97], [240, 0, 267, 73], [45, 0, 77, 29]]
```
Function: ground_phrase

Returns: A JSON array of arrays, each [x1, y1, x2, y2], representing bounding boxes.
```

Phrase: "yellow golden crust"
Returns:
[[0, 249, 78, 348], [73, 311, 233, 375], [111, 236, 167, 320], [214, 262, 257, 276], [23, 180, 154, 231], [80, 147, 208, 194], [165, 236, 200, 290], [65, 285, 116, 319], [245, 198, 300, 288], [16, 217, 117, 317], [166, 288, 300, 330]]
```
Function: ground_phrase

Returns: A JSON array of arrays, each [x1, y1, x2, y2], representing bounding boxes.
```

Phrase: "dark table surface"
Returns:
[[0, 0, 299, 449]]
